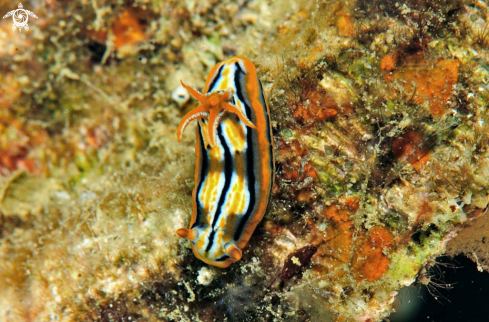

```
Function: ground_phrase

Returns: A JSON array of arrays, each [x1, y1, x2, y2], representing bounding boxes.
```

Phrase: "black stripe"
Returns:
[[258, 79, 272, 145], [215, 255, 230, 261], [207, 64, 224, 93], [205, 126, 234, 252], [192, 122, 209, 229], [233, 63, 257, 241], [258, 79, 275, 184]]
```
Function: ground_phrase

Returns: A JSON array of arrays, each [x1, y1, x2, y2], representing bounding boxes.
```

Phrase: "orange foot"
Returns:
[[177, 81, 256, 147]]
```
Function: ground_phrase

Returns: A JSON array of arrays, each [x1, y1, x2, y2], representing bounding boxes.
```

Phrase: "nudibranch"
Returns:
[[176, 56, 274, 268]]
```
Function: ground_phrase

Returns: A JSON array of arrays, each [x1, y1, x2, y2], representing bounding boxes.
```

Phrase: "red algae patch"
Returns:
[[308, 198, 395, 283], [280, 245, 318, 282], [351, 226, 394, 282], [0, 110, 48, 175], [292, 88, 339, 124], [381, 54, 461, 117], [309, 198, 359, 278], [275, 138, 318, 205], [332, 4, 355, 37], [392, 130, 431, 171], [112, 8, 146, 51], [277, 139, 318, 182], [86, 8, 146, 52]]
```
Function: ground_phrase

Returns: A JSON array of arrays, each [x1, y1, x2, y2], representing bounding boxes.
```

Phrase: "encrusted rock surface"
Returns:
[[0, 0, 488, 321]]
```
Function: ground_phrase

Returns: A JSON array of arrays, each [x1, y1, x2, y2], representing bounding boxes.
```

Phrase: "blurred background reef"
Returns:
[[0, 0, 489, 321]]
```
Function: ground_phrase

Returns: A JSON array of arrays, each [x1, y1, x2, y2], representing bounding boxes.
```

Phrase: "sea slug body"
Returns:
[[176, 56, 274, 268]]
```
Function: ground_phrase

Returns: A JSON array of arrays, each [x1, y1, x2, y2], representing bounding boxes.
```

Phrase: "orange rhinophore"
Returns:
[[176, 57, 275, 267]]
